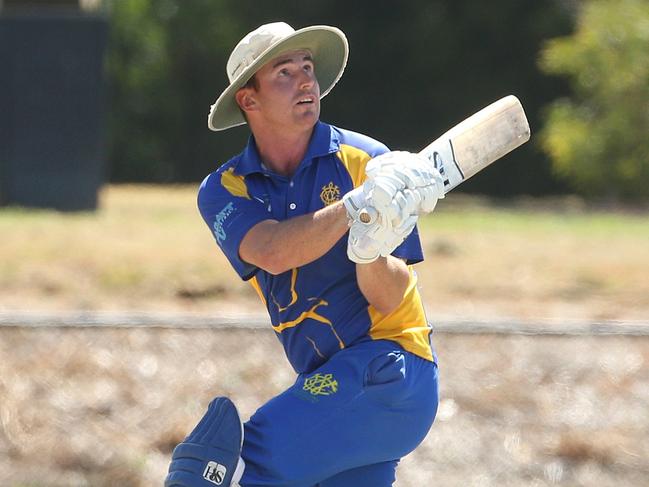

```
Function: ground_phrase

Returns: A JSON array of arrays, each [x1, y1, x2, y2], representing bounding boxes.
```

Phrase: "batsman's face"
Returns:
[[244, 49, 320, 130]]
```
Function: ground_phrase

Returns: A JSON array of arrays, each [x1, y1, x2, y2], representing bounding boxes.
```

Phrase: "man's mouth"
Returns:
[[296, 96, 315, 105]]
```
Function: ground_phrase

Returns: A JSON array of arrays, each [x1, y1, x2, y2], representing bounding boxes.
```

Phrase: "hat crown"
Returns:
[[226, 22, 296, 82], [210, 23, 348, 131]]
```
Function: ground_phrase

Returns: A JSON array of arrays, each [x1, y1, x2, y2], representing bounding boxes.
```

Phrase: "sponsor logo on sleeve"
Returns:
[[213, 202, 235, 244]]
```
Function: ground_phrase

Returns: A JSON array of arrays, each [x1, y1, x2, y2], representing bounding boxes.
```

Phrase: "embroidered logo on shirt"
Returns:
[[303, 373, 339, 396], [213, 202, 235, 244], [320, 182, 341, 206]]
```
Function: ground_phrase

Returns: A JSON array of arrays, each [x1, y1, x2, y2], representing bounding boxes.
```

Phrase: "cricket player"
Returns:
[[166, 22, 445, 487]]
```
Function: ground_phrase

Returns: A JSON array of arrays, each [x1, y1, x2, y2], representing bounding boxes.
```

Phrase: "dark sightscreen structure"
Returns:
[[0, 8, 108, 210]]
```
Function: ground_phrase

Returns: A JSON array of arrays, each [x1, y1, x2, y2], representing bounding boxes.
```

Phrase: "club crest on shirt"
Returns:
[[303, 373, 339, 396], [320, 182, 340, 206]]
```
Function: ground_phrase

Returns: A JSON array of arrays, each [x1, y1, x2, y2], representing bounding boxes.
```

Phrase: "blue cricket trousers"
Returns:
[[239, 339, 439, 487]]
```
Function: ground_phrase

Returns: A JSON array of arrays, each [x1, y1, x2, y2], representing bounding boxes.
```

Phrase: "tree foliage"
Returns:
[[104, 0, 249, 181], [539, 0, 649, 200], [105, 0, 573, 195]]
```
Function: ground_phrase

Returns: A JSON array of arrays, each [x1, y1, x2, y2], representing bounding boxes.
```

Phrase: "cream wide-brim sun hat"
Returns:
[[208, 22, 349, 131]]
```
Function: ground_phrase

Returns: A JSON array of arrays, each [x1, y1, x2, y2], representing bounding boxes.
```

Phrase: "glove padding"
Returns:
[[342, 150, 444, 228], [343, 184, 417, 264], [342, 184, 374, 224], [341, 150, 443, 264], [347, 211, 417, 264], [366, 151, 445, 220]]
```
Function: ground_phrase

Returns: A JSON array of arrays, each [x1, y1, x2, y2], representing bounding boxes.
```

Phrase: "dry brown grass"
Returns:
[[1, 185, 648, 322]]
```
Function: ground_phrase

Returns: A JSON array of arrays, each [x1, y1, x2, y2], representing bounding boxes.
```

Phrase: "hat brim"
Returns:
[[208, 25, 349, 132]]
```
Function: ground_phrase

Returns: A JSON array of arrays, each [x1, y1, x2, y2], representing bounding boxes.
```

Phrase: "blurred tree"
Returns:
[[105, 0, 269, 182], [105, 0, 574, 195], [325, 0, 574, 196], [539, 0, 649, 200], [105, 0, 176, 181]]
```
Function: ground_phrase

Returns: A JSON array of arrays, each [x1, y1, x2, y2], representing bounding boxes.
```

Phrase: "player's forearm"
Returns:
[[356, 256, 410, 315], [239, 201, 349, 274]]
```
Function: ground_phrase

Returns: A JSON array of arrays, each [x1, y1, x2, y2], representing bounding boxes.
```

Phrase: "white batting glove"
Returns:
[[366, 151, 445, 217], [347, 211, 418, 264], [343, 183, 422, 230], [343, 184, 381, 263], [342, 185, 371, 223], [347, 223, 382, 263], [342, 153, 430, 264], [342, 182, 387, 229]]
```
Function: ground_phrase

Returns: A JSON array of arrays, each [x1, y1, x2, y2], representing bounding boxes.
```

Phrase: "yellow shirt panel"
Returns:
[[367, 267, 433, 362]]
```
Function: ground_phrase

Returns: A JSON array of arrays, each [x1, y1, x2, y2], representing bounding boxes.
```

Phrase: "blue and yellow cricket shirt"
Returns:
[[198, 121, 434, 374]]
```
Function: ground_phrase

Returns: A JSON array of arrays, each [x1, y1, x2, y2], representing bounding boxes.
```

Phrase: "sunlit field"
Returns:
[[1, 185, 648, 321], [1, 185, 649, 486]]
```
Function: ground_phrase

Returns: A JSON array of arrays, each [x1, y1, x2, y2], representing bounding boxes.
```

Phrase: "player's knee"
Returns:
[[165, 396, 245, 487], [241, 412, 318, 485]]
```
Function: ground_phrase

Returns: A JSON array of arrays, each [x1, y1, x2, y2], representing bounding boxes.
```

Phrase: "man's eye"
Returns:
[[279, 69, 290, 76]]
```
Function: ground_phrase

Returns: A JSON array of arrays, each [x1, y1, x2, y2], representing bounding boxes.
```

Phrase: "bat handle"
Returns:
[[358, 207, 378, 225]]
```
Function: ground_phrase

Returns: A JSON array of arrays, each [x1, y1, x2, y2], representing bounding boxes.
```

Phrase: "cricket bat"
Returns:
[[358, 95, 530, 223], [419, 95, 530, 194]]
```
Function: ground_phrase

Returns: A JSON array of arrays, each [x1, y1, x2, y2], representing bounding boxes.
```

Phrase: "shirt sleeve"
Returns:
[[197, 171, 269, 280]]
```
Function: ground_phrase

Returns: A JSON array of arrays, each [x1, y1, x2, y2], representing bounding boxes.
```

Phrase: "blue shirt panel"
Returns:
[[198, 121, 424, 373]]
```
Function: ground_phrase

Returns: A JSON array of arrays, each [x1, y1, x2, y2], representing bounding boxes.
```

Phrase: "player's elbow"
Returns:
[[358, 257, 410, 316], [259, 255, 291, 275], [364, 281, 407, 315], [245, 247, 290, 275], [239, 222, 291, 275], [371, 296, 403, 316]]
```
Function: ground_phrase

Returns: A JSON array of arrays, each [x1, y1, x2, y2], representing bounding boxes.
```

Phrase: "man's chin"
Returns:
[[294, 108, 320, 127]]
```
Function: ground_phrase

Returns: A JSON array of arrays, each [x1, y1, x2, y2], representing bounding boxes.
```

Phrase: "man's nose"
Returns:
[[299, 71, 316, 90]]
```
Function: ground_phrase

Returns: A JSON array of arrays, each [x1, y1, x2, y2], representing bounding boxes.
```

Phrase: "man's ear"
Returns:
[[236, 88, 257, 113]]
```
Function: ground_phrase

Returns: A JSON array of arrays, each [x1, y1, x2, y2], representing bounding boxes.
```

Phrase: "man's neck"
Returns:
[[252, 123, 315, 177]]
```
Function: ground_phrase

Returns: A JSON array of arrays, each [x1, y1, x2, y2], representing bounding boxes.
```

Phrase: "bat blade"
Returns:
[[419, 95, 531, 194]]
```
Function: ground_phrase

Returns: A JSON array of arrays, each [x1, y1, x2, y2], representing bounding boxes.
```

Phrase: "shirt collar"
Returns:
[[234, 121, 341, 176]]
